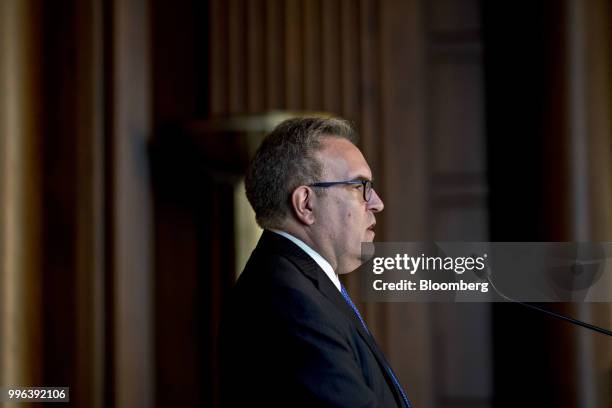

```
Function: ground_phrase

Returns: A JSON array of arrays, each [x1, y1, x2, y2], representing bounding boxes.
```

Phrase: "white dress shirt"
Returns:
[[270, 229, 342, 292]]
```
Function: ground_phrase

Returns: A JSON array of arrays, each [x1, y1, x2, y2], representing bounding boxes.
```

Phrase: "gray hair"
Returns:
[[245, 117, 357, 229]]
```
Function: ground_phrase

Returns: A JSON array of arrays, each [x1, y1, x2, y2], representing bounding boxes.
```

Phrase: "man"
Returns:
[[219, 117, 411, 407]]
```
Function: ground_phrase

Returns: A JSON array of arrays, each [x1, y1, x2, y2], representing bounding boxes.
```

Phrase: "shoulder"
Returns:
[[238, 249, 307, 289], [230, 250, 349, 333]]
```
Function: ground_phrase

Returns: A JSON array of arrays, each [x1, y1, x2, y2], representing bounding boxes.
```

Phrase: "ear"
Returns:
[[290, 186, 315, 225]]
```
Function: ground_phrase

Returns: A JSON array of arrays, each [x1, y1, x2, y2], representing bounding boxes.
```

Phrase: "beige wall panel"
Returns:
[[211, 0, 229, 114], [432, 207, 488, 241], [265, 0, 286, 109], [228, 0, 246, 113], [357, 0, 381, 175], [321, 0, 342, 114], [429, 0, 481, 32], [378, 0, 428, 241], [246, 0, 266, 113], [430, 62, 485, 174], [340, 0, 360, 121], [0, 1, 43, 403], [112, 0, 154, 406], [303, 0, 323, 109], [285, 0, 303, 110], [377, 1, 433, 407], [432, 303, 492, 400], [583, 0, 612, 398], [567, 0, 612, 406], [74, 0, 105, 406]]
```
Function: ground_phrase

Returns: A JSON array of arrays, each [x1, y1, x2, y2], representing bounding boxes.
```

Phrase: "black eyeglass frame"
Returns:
[[309, 179, 374, 202]]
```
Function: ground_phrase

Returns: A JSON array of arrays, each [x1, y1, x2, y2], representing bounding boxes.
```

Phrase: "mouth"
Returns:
[[367, 223, 376, 233]]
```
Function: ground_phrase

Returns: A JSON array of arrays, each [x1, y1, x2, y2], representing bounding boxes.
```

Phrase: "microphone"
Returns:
[[474, 266, 612, 336]]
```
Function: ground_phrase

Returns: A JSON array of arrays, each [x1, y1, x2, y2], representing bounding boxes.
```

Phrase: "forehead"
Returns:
[[317, 136, 372, 179]]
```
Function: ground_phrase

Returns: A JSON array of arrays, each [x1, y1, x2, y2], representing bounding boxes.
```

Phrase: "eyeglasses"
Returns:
[[309, 179, 374, 202]]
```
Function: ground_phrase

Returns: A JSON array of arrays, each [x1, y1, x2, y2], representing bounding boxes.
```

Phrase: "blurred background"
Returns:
[[1, 0, 611, 407]]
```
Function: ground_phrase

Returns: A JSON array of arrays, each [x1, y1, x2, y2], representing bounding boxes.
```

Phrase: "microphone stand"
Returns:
[[487, 276, 612, 337]]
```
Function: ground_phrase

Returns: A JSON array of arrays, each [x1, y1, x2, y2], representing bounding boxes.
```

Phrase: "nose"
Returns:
[[368, 189, 384, 213]]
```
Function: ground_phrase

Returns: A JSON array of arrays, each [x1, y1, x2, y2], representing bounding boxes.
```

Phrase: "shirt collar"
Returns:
[[270, 229, 341, 292]]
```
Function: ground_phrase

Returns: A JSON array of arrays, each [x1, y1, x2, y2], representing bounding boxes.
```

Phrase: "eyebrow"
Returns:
[[350, 175, 373, 182]]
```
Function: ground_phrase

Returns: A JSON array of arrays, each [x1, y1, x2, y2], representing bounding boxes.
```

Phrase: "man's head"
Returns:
[[245, 117, 384, 272]]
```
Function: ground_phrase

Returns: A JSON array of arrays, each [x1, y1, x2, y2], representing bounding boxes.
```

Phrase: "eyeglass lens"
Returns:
[[364, 181, 372, 201]]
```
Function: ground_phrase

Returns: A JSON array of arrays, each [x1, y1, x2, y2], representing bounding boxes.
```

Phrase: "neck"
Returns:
[[275, 224, 338, 271]]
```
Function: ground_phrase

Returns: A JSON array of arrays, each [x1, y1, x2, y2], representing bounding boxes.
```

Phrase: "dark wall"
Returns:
[[483, 2, 578, 407]]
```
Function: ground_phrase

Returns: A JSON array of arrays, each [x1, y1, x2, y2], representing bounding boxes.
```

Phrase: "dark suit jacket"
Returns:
[[219, 230, 406, 407]]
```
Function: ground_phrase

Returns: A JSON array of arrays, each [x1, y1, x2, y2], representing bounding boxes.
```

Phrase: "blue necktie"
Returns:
[[340, 284, 412, 408]]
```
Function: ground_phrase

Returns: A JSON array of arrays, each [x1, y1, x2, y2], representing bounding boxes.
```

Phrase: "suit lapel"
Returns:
[[260, 231, 405, 407], [315, 273, 406, 407]]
